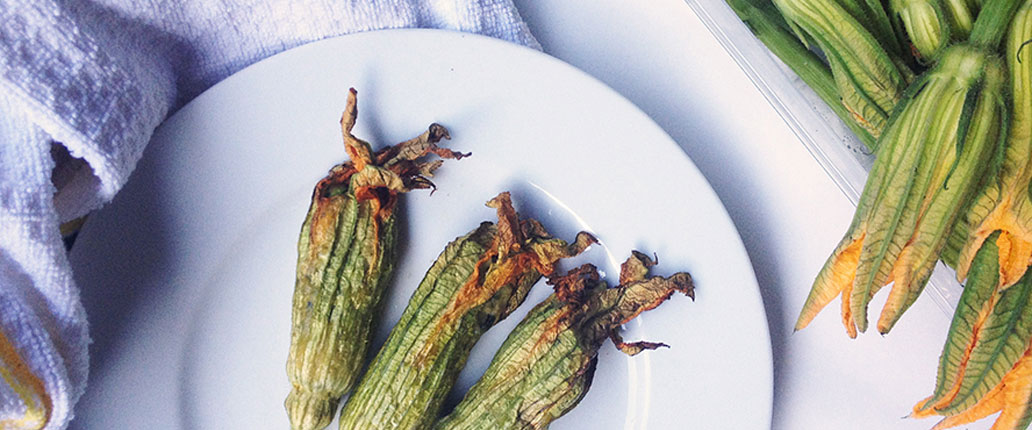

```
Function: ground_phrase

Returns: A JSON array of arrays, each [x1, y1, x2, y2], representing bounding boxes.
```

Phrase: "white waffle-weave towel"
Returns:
[[0, 1, 538, 428]]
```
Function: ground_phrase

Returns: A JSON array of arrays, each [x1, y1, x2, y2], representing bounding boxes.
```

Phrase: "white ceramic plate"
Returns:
[[69, 29, 771, 429]]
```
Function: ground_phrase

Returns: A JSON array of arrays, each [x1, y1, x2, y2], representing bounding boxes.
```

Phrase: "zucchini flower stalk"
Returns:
[[336, 193, 596, 430], [434, 254, 694, 430], [796, 0, 1023, 336], [889, 0, 951, 63], [911, 4, 1032, 429], [797, 45, 1007, 337], [941, 0, 978, 40], [726, 0, 878, 150], [948, 0, 1032, 290], [912, 234, 1032, 429], [835, 0, 907, 57], [285, 89, 467, 430], [773, 0, 913, 140]]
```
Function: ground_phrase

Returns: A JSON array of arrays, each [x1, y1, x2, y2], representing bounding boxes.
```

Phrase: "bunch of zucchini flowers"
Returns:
[[283, 90, 695, 430], [729, 0, 1032, 427]]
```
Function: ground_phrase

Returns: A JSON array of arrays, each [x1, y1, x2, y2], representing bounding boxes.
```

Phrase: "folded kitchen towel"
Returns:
[[0, 1, 538, 428]]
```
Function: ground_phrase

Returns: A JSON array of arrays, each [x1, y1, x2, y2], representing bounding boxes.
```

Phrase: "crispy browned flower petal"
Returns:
[[435, 253, 692, 430]]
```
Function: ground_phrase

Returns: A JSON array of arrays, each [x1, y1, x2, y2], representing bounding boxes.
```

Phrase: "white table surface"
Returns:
[[510, 1, 977, 429]]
